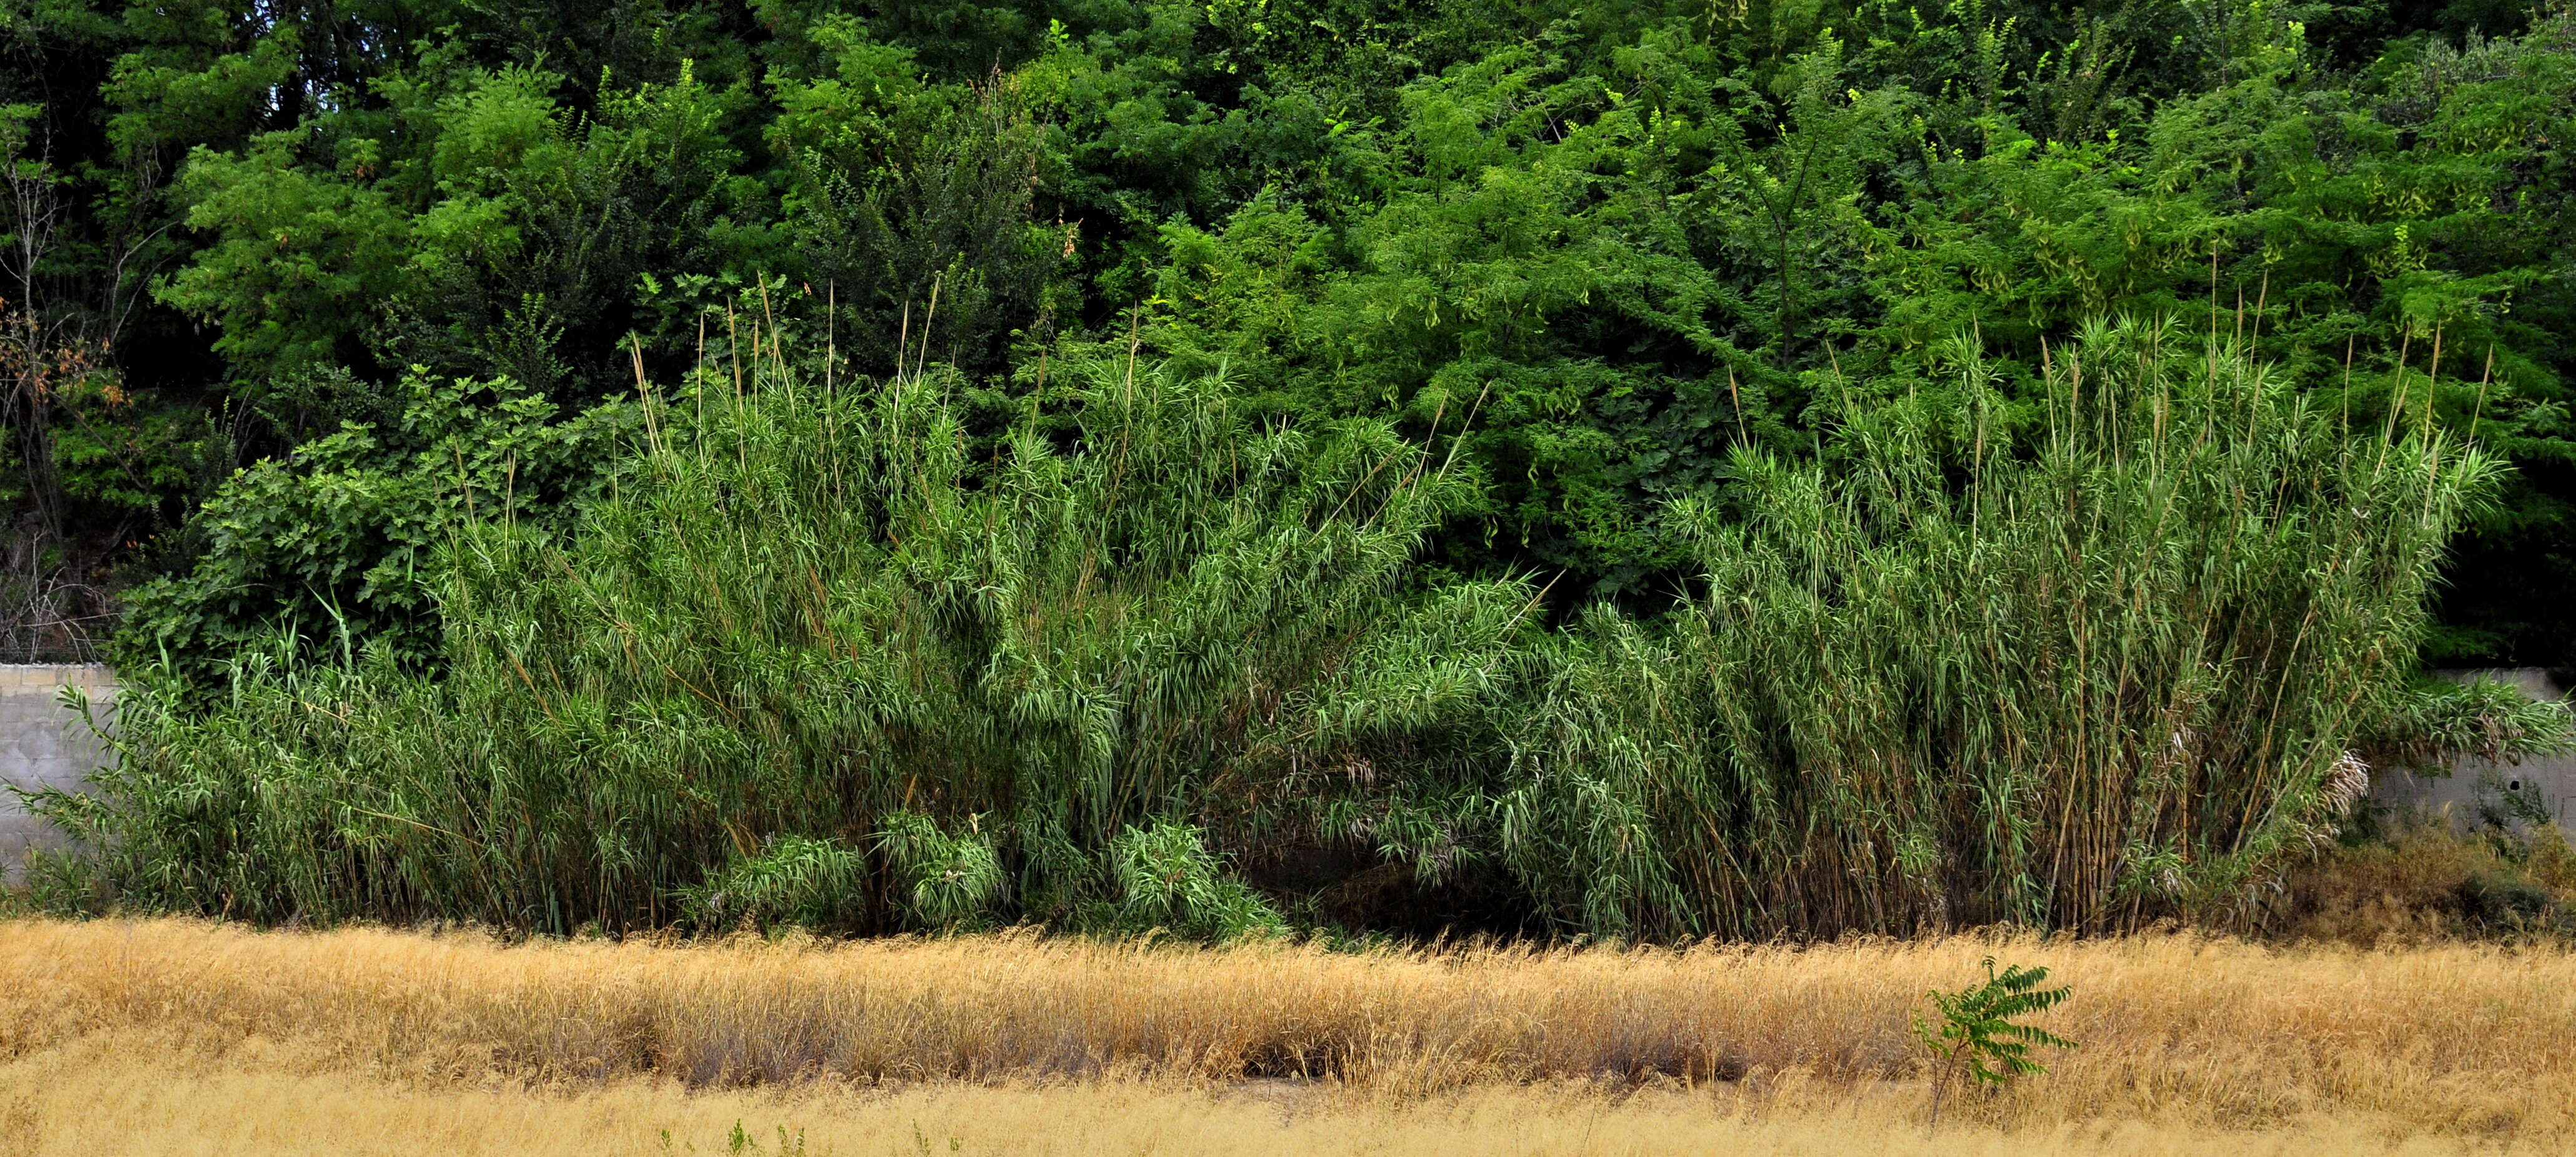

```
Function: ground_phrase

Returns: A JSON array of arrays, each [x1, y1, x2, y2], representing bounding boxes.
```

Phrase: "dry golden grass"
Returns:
[[2, 917, 2572, 1150], [0, 1036, 2530, 1157]]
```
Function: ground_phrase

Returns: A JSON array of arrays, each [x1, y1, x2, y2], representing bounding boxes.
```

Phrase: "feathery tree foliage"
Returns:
[[1, 2, 2571, 671]]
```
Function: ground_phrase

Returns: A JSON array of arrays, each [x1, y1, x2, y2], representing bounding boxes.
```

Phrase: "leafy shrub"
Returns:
[[112, 373, 635, 687], [2456, 869, 2559, 931]]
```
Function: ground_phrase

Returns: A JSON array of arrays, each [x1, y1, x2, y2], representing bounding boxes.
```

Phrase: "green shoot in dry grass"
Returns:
[[1915, 958, 2077, 1126]]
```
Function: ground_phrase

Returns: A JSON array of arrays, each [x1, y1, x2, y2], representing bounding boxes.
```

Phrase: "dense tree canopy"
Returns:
[[4, 0, 2572, 670]]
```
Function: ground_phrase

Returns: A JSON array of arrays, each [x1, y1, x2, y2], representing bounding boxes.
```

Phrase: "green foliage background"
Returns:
[[1, 0, 2570, 667]]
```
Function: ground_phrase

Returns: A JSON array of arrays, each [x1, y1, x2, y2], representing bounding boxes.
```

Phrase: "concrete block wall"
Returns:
[[0, 664, 117, 883], [2372, 668, 2576, 836]]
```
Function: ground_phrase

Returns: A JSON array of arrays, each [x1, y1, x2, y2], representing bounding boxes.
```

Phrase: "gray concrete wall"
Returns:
[[2373, 668, 2576, 835], [0, 664, 117, 882]]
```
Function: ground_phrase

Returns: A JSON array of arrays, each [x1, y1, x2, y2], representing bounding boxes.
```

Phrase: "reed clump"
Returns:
[[1, 918, 2571, 1136], [31, 346, 1535, 935], [1513, 319, 2500, 937], [22, 317, 2509, 940]]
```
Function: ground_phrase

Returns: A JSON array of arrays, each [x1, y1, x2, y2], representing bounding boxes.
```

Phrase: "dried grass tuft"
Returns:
[[2, 917, 2572, 1138]]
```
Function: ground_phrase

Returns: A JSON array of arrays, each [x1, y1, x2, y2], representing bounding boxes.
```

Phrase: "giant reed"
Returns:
[[1509, 319, 2503, 937], [28, 346, 1536, 933], [23, 319, 2504, 938]]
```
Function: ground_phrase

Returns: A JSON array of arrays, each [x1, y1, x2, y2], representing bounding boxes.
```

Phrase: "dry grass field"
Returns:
[[1, 918, 2570, 1154]]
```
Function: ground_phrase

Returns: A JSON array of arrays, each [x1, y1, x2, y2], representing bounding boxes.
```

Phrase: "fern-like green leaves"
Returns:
[[1916, 957, 2078, 1088]]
